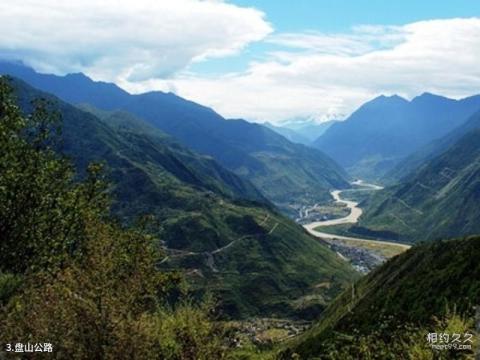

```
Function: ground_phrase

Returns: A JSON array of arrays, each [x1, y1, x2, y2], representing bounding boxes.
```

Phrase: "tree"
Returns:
[[0, 78, 109, 273], [0, 77, 226, 359]]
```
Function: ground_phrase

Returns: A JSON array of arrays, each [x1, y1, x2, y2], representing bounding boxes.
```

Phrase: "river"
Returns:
[[303, 181, 411, 251]]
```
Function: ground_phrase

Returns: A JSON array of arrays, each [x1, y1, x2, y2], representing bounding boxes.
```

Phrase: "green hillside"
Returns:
[[0, 62, 351, 214], [357, 128, 480, 242], [314, 93, 480, 180], [281, 236, 480, 359], [9, 77, 357, 319], [385, 110, 480, 184], [0, 76, 228, 360]]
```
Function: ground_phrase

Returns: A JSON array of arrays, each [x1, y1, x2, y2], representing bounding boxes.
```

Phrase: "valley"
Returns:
[[5, 77, 357, 321], [301, 180, 411, 272], [2, 56, 480, 359]]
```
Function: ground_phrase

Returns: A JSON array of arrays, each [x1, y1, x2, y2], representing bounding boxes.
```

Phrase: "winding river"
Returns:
[[303, 181, 411, 251]]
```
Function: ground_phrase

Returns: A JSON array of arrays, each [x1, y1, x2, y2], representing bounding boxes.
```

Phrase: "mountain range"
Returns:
[[313, 93, 480, 180], [8, 76, 357, 319], [0, 62, 349, 215], [386, 106, 480, 184], [4, 58, 480, 356], [358, 115, 480, 242], [265, 120, 338, 146], [285, 120, 337, 142], [263, 122, 311, 145]]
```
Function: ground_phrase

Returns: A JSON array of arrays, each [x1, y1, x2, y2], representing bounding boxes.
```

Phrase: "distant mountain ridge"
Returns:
[[10, 78, 264, 205], [386, 106, 480, 183], [263, 122, 311, 145], [282, 119, 337, 142], [313, 92, 480, 179], [0, 61, 350, 214]]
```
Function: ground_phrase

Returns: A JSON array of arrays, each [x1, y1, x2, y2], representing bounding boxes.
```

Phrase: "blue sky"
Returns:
[[192, 0, 480, 75], [1, 0, 480, 123], [233, 0, 480, 31]]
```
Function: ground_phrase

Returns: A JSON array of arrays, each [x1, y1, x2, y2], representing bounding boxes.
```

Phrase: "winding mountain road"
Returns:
[[160, 218, 280, 271]]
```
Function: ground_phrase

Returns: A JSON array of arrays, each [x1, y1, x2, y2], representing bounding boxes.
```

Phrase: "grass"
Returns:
[[12, 78, 359, 321], [280, 236, 480, 359], [330, 237, 409, 258], [313, 224, 409, 258]]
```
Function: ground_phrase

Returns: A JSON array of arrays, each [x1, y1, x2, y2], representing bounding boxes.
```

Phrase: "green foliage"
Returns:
[[286, 311, 476, 359], [0, 79, 106, 273], [0, 77, 226, 359], [359, 128, 480, 242], [1, 219, 224, 359], [0, 272, 22, 306], [7, 78, 357, 320], [281, 236, 480, 359], [0, 77, 356, 359], [162, 202, 358, 319], [0, 62, 351, 208]]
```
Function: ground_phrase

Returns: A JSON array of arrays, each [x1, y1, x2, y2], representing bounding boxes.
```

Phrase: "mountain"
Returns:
[[282, 120, 337, 142], [281, 235, 480, 358], [0, 61, 350, 214], [313, 93, 480, 179], [263, 122, 311, 145], [357, 123, 480, 242], [8, 76, 357, 319], [386, 108, 480, 184], [11, 79, 265, 208]]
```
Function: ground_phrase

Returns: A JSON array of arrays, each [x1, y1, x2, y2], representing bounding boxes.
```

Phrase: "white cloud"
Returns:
[[267, 26, 405, 56], [0, 0, 272, 81], [126, 17, 480, 123], [1, 3, 480, 124]]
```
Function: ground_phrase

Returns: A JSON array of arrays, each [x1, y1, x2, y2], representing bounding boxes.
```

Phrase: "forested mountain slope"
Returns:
[[9, 77, 357, 319], [0, 62, 350, 212], [281, 236, 480, 359], [386, 109, 480, 183], [314, 93, 480, 179], [358, 126, 480, 242]]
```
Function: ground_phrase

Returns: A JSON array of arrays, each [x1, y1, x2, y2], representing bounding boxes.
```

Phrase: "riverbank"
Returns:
[[303, 181, 411, 272]]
